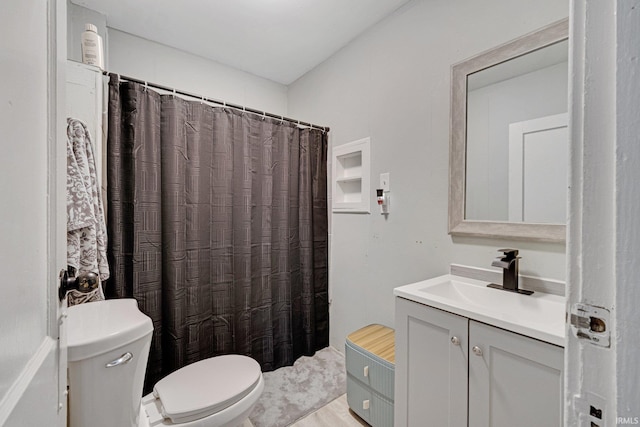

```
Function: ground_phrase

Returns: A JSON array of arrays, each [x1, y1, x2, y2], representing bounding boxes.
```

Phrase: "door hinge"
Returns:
[[569, 303, 610, 347]]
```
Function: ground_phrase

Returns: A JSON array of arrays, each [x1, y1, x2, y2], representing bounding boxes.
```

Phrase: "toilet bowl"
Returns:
[[67, 299, 264, 427]]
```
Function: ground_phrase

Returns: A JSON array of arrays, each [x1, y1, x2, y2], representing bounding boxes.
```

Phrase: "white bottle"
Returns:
[[81, 23, 104, 70]]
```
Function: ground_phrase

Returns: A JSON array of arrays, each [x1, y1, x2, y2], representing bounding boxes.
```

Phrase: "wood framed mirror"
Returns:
[[448, 19, 569, 242]]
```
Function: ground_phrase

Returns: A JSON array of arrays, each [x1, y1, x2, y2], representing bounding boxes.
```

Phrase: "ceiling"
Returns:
[[71, 0, 411, 85]]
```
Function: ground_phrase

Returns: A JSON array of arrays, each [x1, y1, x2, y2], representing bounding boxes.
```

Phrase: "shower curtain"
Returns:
[[106, 77, 329, 389]]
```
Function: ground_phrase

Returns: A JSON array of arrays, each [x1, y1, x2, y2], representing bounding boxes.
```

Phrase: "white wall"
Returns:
[[614, 0, 640, 417], [107, 29, 288, 116], [67, 1, 288, 115], [288, 0, 569, 349]]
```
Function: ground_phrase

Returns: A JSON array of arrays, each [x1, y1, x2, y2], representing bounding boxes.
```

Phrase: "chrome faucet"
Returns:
[[487, 249, 533, 295]]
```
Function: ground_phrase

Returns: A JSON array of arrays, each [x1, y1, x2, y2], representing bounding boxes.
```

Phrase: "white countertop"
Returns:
[[394, 274, 566, 346]]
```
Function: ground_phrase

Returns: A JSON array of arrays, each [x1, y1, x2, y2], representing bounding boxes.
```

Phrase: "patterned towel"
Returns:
[[66, 118, 109, 305]]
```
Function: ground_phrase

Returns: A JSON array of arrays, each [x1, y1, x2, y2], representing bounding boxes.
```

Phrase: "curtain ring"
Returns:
[[262, 112, 266, 121], [172, 88, 176, 98]]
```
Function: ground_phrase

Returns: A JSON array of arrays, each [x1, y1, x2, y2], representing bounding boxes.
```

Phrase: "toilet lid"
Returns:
[[153, 355, 262, 424]]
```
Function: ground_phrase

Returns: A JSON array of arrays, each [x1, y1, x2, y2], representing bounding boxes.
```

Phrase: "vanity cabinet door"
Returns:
[[395, 298, 469, 427], [468, 320, 563, 427]]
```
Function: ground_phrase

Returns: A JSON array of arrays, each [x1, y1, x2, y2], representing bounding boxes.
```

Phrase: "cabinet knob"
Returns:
[[450, 336, 460, 346], [472, 345, 483, 356]]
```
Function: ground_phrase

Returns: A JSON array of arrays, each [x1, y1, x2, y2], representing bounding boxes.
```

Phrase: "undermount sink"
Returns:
[[394, 274, 566, 346]]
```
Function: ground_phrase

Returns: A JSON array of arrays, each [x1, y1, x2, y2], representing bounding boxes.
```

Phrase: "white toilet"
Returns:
[[67, 299, 264, 427]]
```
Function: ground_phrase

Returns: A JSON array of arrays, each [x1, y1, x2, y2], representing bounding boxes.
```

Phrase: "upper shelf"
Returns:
[[335, 175, 362, 183]]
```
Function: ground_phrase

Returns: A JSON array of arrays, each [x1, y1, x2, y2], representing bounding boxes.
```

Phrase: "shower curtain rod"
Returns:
[[103, 71, 330, 133]]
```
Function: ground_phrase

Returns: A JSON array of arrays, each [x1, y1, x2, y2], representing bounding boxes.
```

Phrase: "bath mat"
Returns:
[[248, 346, 346, 427]]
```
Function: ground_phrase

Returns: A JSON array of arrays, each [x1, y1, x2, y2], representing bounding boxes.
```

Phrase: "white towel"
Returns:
[[66, 118, 109, 305]]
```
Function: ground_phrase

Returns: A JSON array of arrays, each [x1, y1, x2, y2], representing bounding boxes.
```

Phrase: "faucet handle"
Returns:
[[491, 257, 511, 269], [497, 248, 519, 259]]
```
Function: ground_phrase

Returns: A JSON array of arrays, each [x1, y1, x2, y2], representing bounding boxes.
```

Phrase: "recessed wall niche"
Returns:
[[332, 137, 371, 213]]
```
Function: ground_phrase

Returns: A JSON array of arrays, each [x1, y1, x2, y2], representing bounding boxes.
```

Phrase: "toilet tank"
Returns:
[[67, 299, 153, 427]]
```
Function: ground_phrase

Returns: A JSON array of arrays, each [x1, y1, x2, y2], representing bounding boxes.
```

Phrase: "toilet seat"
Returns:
[[147, 355, 262, 424]]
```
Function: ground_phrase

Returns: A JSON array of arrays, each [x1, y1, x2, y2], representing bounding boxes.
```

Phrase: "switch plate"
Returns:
[[380, 173, 390, 191]]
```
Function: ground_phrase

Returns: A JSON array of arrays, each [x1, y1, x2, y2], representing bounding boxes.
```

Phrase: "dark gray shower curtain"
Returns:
[[106, 77, 328, 389]]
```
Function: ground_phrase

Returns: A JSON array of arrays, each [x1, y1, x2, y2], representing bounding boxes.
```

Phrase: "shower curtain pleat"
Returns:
[[106, 77, 329, 391], [107, 80, 165, 385]]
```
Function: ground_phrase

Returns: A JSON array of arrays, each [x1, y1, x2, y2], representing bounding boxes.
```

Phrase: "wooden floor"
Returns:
[[243, 394, 368, 427]]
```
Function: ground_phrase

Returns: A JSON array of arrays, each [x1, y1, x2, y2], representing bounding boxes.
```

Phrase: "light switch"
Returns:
[[380, 173, 390, 192]]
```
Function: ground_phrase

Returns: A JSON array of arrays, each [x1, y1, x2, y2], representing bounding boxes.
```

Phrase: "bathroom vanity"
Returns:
[[393, 274, 565, 427]]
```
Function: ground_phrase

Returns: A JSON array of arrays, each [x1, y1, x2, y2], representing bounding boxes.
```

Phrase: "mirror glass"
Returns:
[[448, 19, 568, 242], [465, 40, 569, 224]]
